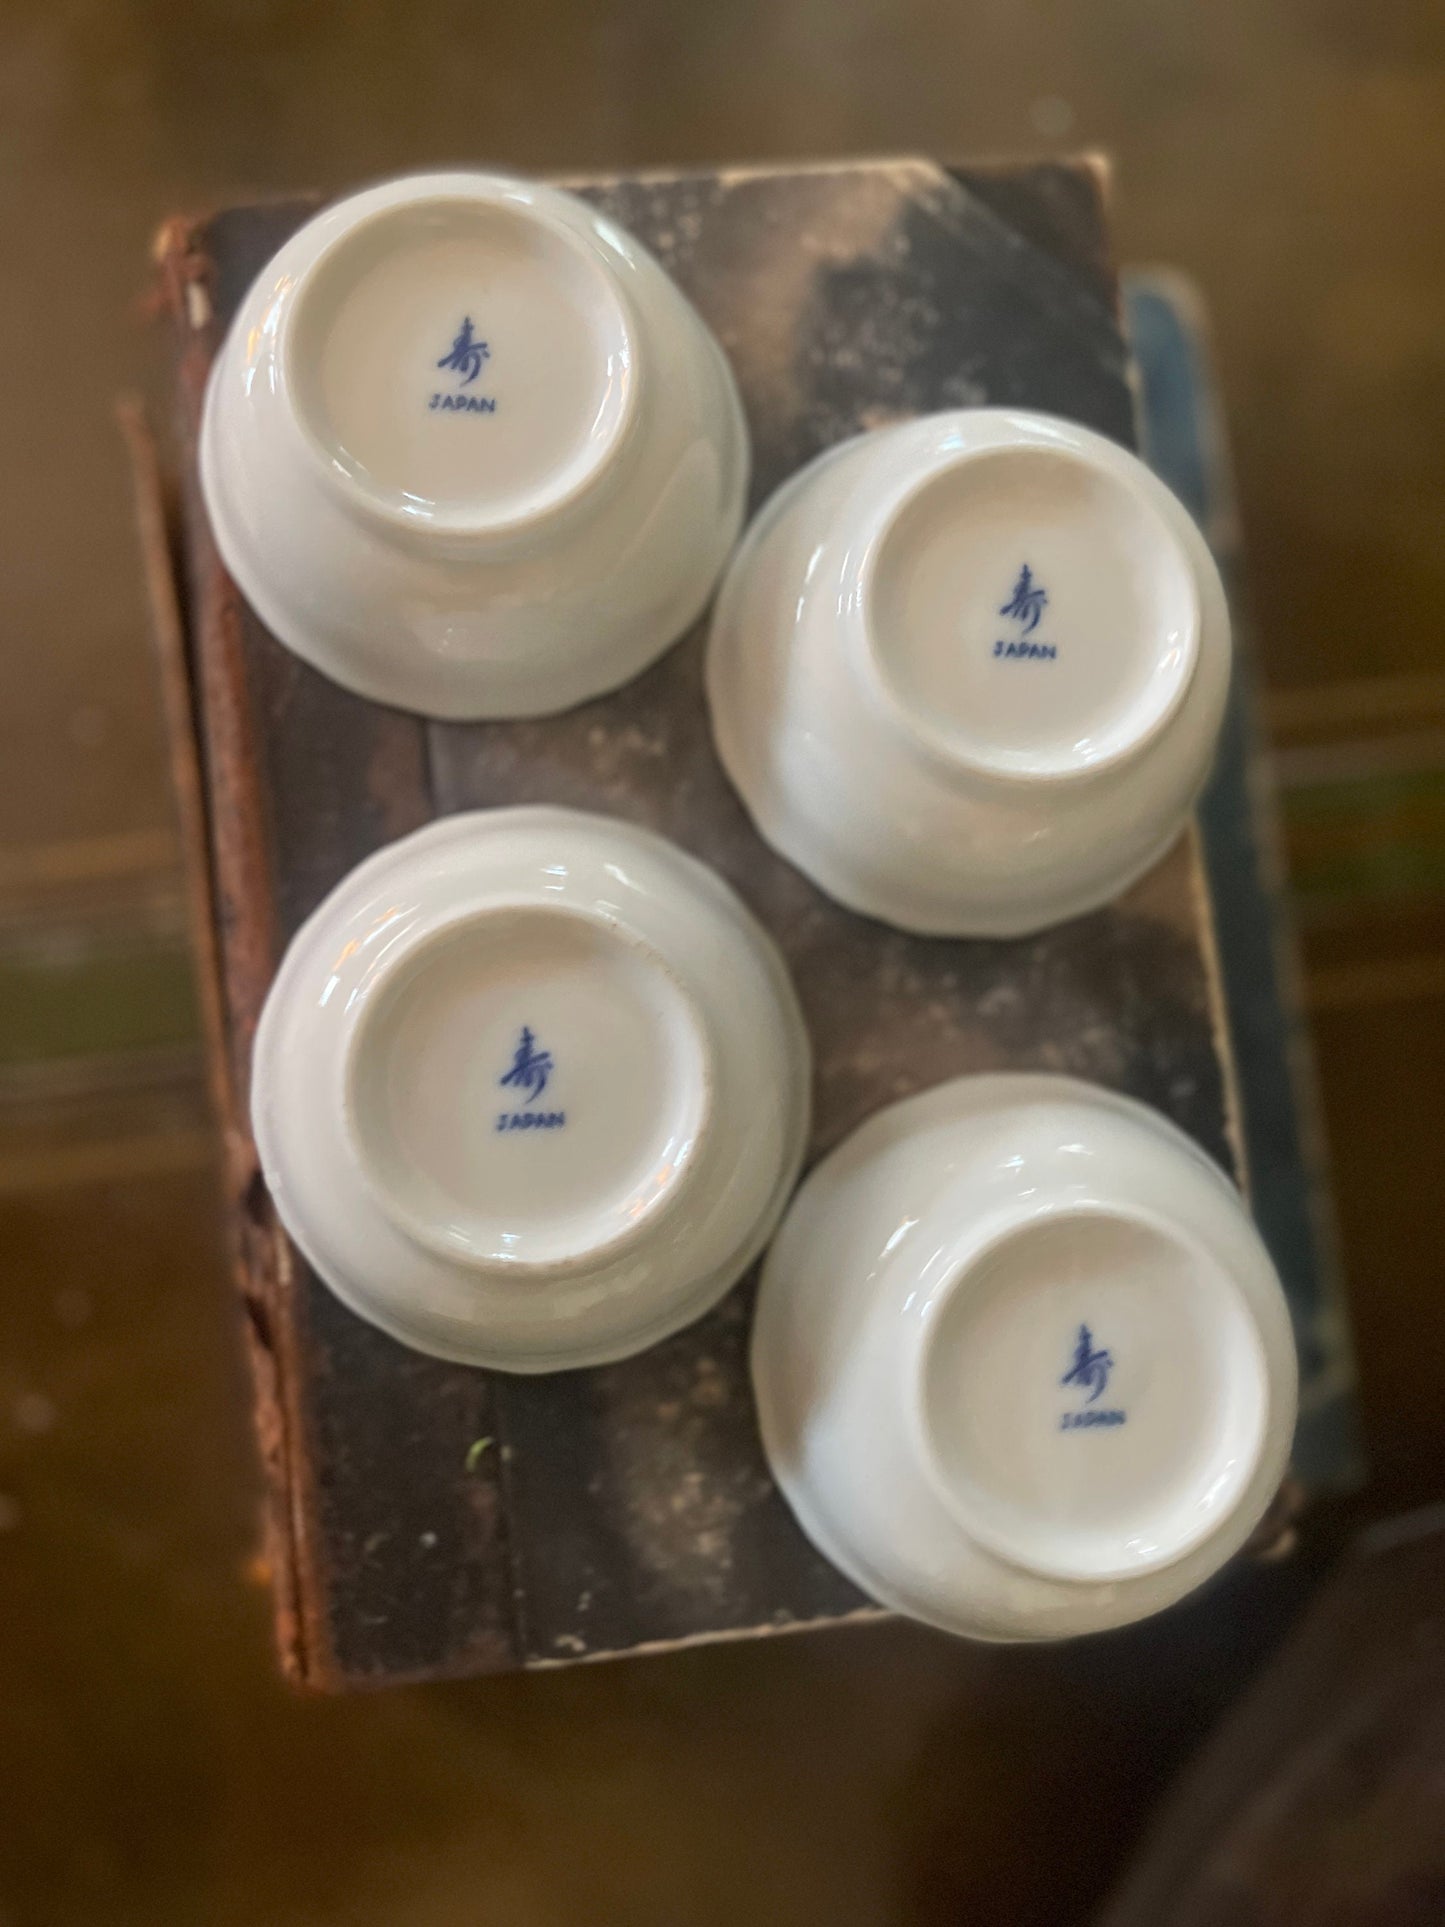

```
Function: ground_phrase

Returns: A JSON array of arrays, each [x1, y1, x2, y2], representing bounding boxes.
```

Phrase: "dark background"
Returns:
[[1, 2, 1443, 1921]]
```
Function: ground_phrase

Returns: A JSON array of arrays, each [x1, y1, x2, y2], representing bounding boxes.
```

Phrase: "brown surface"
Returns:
[[153, 159, 1254, 1687], [2, 2, 1443, 1920], [0, 1165, 1313, 1927], [6, 0, 1444, 867], [1101, 1512, 1445, 1925]]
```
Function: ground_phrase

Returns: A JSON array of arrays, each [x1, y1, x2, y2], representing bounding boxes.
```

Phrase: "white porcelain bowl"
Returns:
[[752, 1073, 1296, 1640], [201, 171, 748, 718], [707, 410, 1231, 936], [252, 809, 810, 1371]]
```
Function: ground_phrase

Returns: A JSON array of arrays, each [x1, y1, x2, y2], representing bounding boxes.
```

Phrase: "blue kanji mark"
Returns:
[[1000, 563, 1048, 636], [499, 1025, 553, 1105], [437, 316, 491, 387], [1060, 1323, 1115, 1405]]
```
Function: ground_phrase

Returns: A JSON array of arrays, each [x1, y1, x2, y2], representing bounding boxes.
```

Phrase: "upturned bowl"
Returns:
[[707, 410, 1231, 937], [202, 171, 748, 718], [752, 1072, 1297, 1640], [252, 808, 810, 1371]]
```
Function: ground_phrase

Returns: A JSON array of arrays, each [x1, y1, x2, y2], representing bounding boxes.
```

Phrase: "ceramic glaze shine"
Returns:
[[706, 410, 1232, 935], [749, 1073, 1297, 1639], [250, 808, 807, 1371], [290, 199, 634, 525], [348, 908, 709, 1270], [202, 172, 748, 717]]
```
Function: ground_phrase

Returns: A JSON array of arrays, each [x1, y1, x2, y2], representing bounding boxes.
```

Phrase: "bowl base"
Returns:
[[346, 904, 711, 1271], [918, 1206, 1269, 1584], [289, 195, 636, 530]]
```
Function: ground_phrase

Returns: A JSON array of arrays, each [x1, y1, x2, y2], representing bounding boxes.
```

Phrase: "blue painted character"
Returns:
[[437, 317, 490, 387], [1060, 1324, 1114, 1404], [499, 1026, 553, 1104], [1000, 563, 1048, 635]]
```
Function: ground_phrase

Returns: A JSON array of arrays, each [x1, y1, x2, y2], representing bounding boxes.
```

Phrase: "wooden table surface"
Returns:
[[146, 157, 1341, 1689]]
